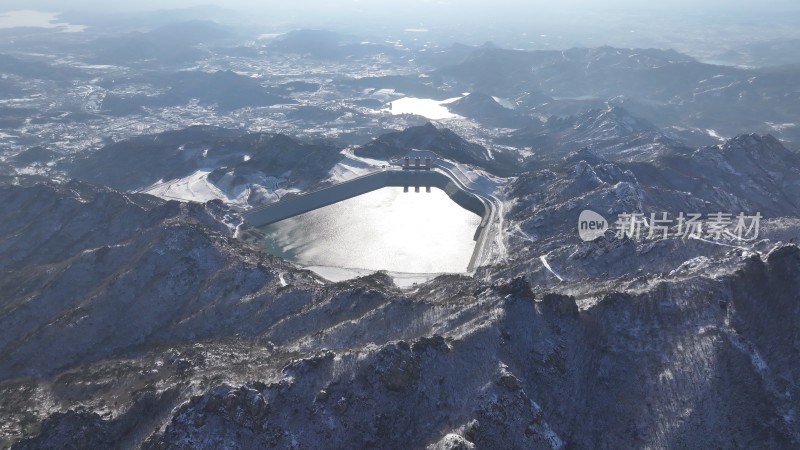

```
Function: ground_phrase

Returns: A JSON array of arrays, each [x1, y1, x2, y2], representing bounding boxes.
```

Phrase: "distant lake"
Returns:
[[0, 10, 86, 32], [389, 96, 462, 120], [260, 187, 481, 273]]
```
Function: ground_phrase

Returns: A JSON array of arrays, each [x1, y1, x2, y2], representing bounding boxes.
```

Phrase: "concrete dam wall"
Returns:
[[244, 168, 490, 229]]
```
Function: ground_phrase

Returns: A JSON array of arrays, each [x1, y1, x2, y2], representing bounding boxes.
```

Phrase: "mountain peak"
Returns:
[[574, 106, 659, 134], [712, 133, 797, 162]]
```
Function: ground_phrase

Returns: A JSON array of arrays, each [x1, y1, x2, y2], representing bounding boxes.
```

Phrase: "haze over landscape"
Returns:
[[1, 1, 799, 448], [6, 1, 800, 55]]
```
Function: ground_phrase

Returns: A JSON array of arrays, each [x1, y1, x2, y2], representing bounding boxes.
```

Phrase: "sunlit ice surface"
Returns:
[[260, 187, 481, 273], [388, 96, 462, 120], [0, 10, 86, 32]]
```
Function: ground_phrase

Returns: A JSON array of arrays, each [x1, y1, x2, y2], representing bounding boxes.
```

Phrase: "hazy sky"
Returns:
[[4, 0, 800, 54], [7, 0, 800, 14], [8, 0, 799, 30]]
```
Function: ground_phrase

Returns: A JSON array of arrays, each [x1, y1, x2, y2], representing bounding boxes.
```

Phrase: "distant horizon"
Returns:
[[2, 1, 800, 61], [6, 0, 800, 12]]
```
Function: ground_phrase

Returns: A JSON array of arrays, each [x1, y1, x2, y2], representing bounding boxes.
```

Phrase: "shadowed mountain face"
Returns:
[[160, 71, 290, 111], [1, 179, 798, 449], [0, 54, 87, 82], [435, 46, 800, 145], [267, 29, 403, 60], [216, 133, 343, 185], [356, 123, 487, 160], [87, 21, 235, 65], [3, 132, 800, 449], [67, 127, 341, 191], [438, 47, 700, 99], [504, 106, 679, 163], [100, 70, 292, 116], [354, 122, 521, 175], [68, 126, 247, 190], [446, 92, 534, 128], [502, 134, 800, 254]]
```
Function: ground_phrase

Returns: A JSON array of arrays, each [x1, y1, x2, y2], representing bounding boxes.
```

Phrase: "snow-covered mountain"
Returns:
[[2, 18, 800, 449], [3, 130, 800, 448], [504, 106, 677, 162]]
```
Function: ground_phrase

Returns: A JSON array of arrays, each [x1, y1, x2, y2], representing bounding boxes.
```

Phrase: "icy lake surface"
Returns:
[[260, 187, 481, 273], [0, 11, 85, 32], [389, 97, 461, 120]]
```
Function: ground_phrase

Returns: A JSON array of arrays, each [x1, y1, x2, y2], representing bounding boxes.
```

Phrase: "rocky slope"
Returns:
[[434, 45, 800, 146], [445, 92, 532, 128], [67, 128, 342, 192], [504, 106, 680, 163], [503, 133, 800, 254], [100, 70, 292, 116], [2, 20, 800, 448], [354, 122, 520, 175], [2, 130, 800, 447]]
